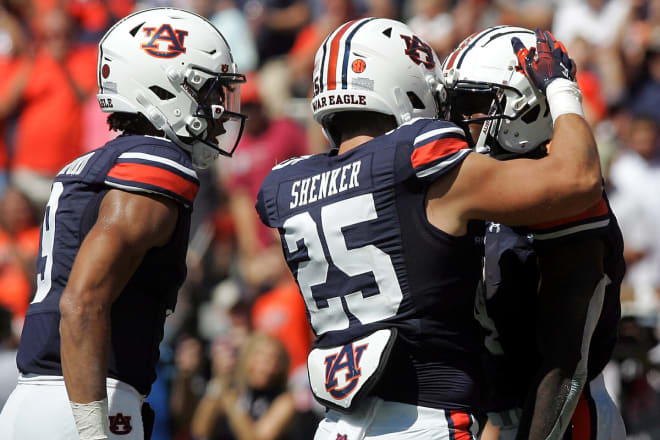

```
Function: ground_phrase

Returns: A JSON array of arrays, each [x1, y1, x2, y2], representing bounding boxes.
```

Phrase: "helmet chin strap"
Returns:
[[474, 119, 491, 154]]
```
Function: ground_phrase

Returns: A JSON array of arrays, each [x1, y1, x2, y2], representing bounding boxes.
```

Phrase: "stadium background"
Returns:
[[0, 0, 659, 438]]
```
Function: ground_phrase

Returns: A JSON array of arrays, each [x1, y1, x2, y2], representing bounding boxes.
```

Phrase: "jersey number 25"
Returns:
[[283, 193, 403, 335]]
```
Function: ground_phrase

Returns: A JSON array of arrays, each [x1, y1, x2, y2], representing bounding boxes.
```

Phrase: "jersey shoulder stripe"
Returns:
[[103, 140, 200, 207], [403, 119, 471, 182]]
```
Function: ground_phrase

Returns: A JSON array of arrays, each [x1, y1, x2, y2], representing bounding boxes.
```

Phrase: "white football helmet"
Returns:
[[97, 8, 247, 168], [311, 18, 442, 143], [440, 26, 552, 156]]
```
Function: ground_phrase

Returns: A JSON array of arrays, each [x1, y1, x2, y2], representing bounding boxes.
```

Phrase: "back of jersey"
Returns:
[[257, 118, 484, 410]]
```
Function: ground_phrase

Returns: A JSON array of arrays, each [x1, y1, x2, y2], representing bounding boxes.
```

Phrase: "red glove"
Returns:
[[511, 29, 576, 92]]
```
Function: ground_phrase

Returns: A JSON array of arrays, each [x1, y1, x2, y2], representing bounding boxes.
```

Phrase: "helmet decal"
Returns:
[[323, 18, 376, 92], [351, 59, 366, 73], [311, 18, 441, 133], [400, 35, 434, 69], [140, 24, 188, 58]]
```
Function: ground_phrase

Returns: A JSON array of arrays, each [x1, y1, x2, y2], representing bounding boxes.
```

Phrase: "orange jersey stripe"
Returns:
[[529, 196, 608, 230], [326, 21, 355, 91], [108, 162, 199, 202], [411, 138, 467, 168], [449, 411, 472, 439]]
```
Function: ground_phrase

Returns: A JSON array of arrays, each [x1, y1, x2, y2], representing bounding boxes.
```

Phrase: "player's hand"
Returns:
[[511, 29, 576, 92]]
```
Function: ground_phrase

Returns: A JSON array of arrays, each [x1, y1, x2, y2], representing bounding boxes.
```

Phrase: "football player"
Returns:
[[255, 19, 601, 440], [0, 8, 247, 440], [440, 27, 626, 439]]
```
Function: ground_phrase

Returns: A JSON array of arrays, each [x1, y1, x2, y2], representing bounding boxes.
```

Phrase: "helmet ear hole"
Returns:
[[407, 92, 426, 110], [149, 86, 176, 101], [521, 104, 540, 124]]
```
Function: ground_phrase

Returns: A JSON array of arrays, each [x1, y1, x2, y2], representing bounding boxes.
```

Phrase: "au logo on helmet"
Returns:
[[400, 35, 435, 69], [141, 24, 189, 58]]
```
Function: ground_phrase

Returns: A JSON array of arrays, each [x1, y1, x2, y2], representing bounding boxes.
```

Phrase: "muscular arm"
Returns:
[[428, 113, 602, 234], [59, 189, 178, 404]]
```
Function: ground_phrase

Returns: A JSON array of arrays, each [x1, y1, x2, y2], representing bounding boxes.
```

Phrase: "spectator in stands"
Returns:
[[610, 316, 660, 438], [630, 38, 660, 124], [66, 0, 134, 43], [288, 0, 356, 97], [0, 186, 40, 325], [553, 0, 633, 49], [493, 0, 555, 31], [246, 0, 309, 115], [10, 7, 97, 209], [247, 0, 309, 65], [0, 3, 33, 199], [170, 335, 207, 440], [406, 0, 454, 59], [191, 333, 296, 440], [218, 74, 308, 289], [608, 114, 660, 319], [210, 0, 259, 72]]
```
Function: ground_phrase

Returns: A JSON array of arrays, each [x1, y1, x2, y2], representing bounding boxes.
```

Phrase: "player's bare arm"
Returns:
[[59, 189, 178, 404], [428, 114, 601, 235]]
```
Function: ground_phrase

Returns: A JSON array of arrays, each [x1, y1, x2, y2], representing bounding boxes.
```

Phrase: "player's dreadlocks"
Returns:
[[107, 112, 165, 137]]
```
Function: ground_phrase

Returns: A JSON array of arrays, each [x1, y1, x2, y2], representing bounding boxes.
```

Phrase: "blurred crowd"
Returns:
[[1, 0, 660, 439]]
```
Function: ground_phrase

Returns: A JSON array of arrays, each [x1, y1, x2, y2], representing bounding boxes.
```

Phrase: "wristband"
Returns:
[[545, 78, 584, 124], [70, 398, 110, 440]]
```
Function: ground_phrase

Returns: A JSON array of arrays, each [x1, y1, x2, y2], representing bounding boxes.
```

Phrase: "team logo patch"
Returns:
[[324, 342, 368, 399], [337, 435, 348, 440], [400, 34, 435, 69], [351, 59, 366, 73], [102, 64, 110, 78], [109, 413, 132, 435], [141, 24, 188, 58]]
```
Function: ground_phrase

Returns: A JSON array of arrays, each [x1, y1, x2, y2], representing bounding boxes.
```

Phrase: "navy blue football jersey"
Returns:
[[256, 118, 485, 410], [17, 135, 198, 395], [480, 192, 625, 412]]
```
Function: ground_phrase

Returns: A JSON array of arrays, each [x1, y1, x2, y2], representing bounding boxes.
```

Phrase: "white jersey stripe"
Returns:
[[413, 127, 465, 146], [117, 152, 198, 179], [532, 218, 611, 240], [415, 149, 471, 178]]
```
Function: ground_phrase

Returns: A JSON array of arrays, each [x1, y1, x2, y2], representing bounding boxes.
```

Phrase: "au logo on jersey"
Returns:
[[141, 24, 189, 58], [109, 412, 132, 435], [400, 34, 435, 69], [324, 343, 368, 399]]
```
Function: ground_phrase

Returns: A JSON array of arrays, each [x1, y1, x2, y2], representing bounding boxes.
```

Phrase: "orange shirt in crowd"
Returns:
[[0, 227, 40, 319], [67, 0, 135, 34], [252, 281, 312, 375], [0, 57, 30, 171], [12, 46, 97, 175], [576, 70, 607, 123]]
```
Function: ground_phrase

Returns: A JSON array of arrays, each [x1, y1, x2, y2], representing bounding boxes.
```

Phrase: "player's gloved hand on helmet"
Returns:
[[511, 29, 576, 92]]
